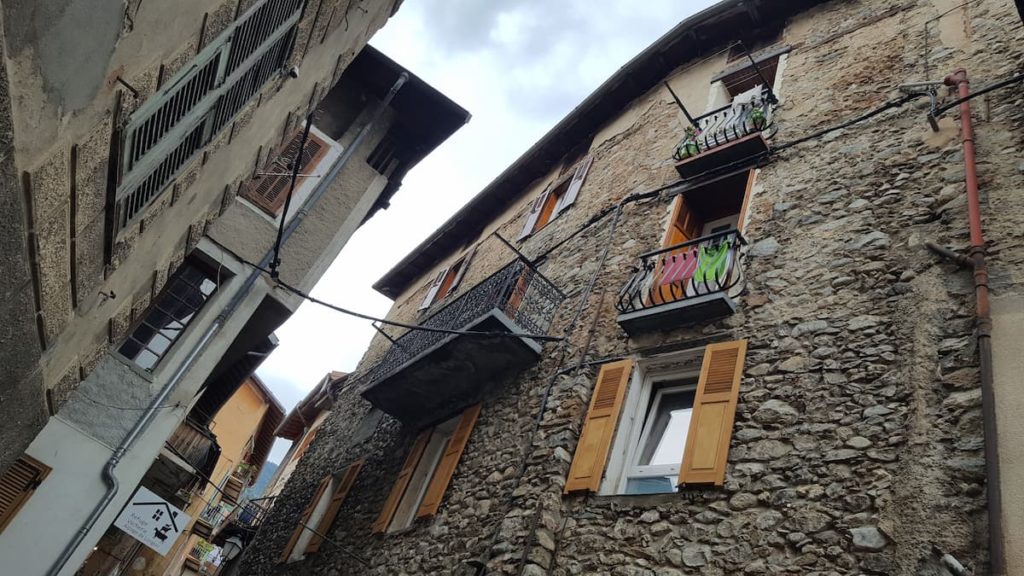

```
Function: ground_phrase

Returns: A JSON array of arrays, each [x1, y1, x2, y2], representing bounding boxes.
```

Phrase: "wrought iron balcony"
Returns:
[[354, 260, 564, 424], [616, 230, 746, 333], [673, 87, 774, 178]]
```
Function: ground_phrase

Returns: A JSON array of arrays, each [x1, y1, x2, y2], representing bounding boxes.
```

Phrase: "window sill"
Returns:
[[110, 353, 157, 383], [580, 487, 719, 506]]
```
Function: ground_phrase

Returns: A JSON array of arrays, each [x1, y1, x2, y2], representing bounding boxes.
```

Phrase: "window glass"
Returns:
[[290, 478, 335, 561], [118, 262, 219, 371], [622, 380, 696, 495]]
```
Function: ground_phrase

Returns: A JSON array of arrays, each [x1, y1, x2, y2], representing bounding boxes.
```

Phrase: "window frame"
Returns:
[[115, 260, 222, 373], [287, 476, 336, 563], [623, 382, 697, 492], [600, 351, 703, 496]]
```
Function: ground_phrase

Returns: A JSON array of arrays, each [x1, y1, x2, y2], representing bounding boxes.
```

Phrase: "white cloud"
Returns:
[[259, 0, 718, 463]]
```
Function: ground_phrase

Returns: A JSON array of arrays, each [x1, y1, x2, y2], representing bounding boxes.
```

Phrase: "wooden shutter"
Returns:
[[678, 340, 747, 487], [417, 404, 481, 518], [307, 459, 364, 553], [0, 456, 50, 534], [564, 360, 633, 493], [517, 186, 551, 240], [242, 130, 330, 216], [554, 154, 593, 215], [372, 429, 432, 533], [278, 475, 330, 562], [419, 269, 448, 310], [222, 474, 245, 504], [446, 246, 477, 297]]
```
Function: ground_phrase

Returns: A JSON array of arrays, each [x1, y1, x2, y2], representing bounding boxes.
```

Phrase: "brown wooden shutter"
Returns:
[[278, 475, 331, 563], [307, 459, 364, 553], [517, 186, 551, 240], [564, 359, 633, 493], [678, 340, 747, 487], [243, 130, 330, 217], [419, 269, 448, 310], [416, 404, 481, 518], [554, 154, 593, 215], [222, 474, 245, 504], [0, 455, 50, 534], [372, 429, 432, 533]]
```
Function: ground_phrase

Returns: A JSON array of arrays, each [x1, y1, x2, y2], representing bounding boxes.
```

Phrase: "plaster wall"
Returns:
[[990, 296, 1024, 576]]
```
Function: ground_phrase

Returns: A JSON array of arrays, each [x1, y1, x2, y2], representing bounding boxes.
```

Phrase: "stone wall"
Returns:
[[240, 0, 1024, 574], [0, 0, 399, 475]]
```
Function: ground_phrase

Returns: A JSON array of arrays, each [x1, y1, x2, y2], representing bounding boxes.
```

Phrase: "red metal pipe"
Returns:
[[944, 68, 1004, 575]]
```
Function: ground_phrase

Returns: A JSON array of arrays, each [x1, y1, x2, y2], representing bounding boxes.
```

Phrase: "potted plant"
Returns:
[[673, 125, 701, 160], [749, 106, 767, 131]]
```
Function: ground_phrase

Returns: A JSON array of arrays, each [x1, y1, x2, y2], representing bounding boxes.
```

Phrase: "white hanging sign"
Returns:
[[113, 486, 192, 556]]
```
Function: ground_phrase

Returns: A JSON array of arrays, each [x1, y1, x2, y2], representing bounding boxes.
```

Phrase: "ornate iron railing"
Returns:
[[616, 230, 746, 314], [352, 260, 564, 391], [673, 87, 774, 161]]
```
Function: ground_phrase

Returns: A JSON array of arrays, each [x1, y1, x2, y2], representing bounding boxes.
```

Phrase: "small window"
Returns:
[[418, 246, 476, 310], [622, 381, 696, 495], [242, 126, 333, 218], [517, 155, 593, 240], [720, 54, 780, 98], [387, 414, 459, 532], [367, 134, 400, 176], [117, 261, 220, 371], [0, 455, 51, 533], [288, 477, 336, 561]]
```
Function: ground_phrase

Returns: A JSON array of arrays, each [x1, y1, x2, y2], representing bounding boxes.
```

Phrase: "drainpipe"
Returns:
[[928, 68, 1004, 576], [48, 72, 408, 576]]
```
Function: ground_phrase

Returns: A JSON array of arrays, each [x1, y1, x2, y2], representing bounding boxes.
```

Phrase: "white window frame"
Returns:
[[622, 383, 697, 491], [600, 349, 703, 496]]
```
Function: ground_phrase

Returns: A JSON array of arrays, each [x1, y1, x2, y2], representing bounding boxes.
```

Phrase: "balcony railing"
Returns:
[[355, 260, 564, 392], [673, 87, 774, 174], [616, 230, 746, 326], [166, 420, 219, 475]]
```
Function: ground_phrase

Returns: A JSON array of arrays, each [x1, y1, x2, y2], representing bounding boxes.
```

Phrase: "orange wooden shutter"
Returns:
[[372, 429, 432, 533], [678, 340, 747, 486], [564, 360, 633, 493], [0, 455, 50, 534], [278, 475, 331, 562], [416, 404, 481, 518], [243, 130, 330, 216], [445, 246, 477, 297], [307, 459, 364, 553]]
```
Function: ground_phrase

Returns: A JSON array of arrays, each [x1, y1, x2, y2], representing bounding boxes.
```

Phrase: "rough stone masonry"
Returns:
[[240, 0, 1024, 575]]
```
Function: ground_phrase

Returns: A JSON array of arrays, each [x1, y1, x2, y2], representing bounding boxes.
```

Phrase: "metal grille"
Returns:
[[124, 54, 222, 173], [226, 0, 304, 75], [114, 0, 304, 233], [212, 29, 295, 132], [672, 87, 774, 161], [116, 120, 208, 229], [350, 260, 564, 393]]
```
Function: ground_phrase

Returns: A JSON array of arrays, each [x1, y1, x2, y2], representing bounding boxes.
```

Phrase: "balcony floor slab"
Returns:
[[359, 310, 543, 426], [674, 133, 768, 179], [617, 292, 736, 335]]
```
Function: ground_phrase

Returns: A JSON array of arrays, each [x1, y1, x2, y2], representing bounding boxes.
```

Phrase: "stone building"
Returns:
[[241, 0, 1024, 575], [0, 1, 468, 573]]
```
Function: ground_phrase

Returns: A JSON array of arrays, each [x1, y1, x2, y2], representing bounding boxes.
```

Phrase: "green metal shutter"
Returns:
[[114, 0, 305, 233]]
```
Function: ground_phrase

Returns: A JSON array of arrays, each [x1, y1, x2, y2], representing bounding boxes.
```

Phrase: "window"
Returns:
[[622, 381, 697, 495], [241, 126, 335, 218], [418, 246, 477, 310], [517, 155, 593, 240], [367, 134, 400, 176], [280, 460, 363, 563], [0, 455, 50, 534], [114, 0, 305, 234], [117, 261, 220, 371], [372, 404, 481, 533], [564, 341, 747, 495]]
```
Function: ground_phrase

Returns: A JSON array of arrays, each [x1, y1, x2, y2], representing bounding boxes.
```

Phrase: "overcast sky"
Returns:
[[257, 0, 717, 463]]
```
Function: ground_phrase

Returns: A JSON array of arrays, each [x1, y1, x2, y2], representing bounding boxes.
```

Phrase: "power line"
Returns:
[[237, 257, 564, 342]]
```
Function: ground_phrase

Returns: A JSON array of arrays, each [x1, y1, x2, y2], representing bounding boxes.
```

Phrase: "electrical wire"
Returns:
[[237, 257, 564, 342], [931, 69, 1024, 118]]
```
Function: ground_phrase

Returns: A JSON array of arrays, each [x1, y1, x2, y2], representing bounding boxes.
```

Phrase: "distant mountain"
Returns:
[[244, 461, 278, 500]]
